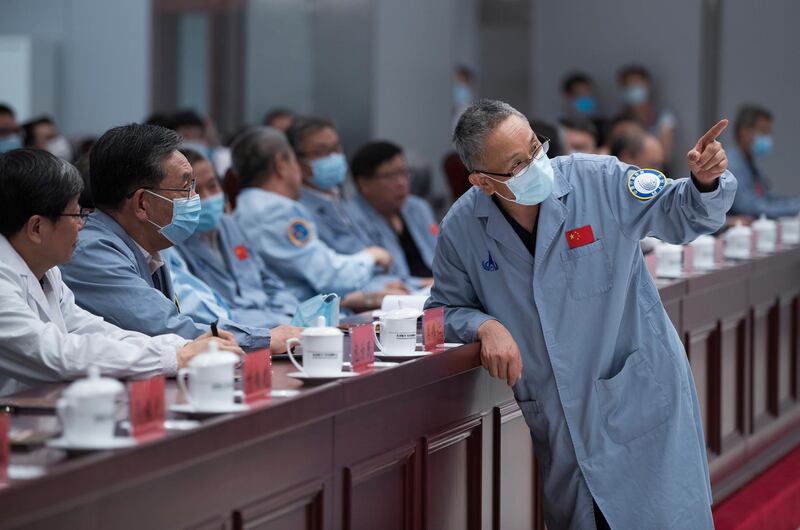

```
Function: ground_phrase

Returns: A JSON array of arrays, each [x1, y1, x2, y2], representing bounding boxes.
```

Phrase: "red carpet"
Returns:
[[713, 443, 800, 530]]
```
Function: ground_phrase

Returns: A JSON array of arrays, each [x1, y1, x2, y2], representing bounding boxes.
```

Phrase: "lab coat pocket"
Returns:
[[559, 239, 613, 300], [517, 400, 551, 472], [595, 348, 671, 445]]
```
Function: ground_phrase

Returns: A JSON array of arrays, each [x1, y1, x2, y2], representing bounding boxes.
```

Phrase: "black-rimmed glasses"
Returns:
[[127, 178, 197, 199], [58, 208, 93, 222]]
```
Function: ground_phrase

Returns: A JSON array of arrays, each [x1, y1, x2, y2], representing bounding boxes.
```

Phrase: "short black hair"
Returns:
[[179, 147, 207, 167], [263, 108, 294, 126], [561, 72, 593, 95], [350, 141, 404, 180], [0, 149, 83, 237], [559, 116, 598, 141], [145, 112, 172, 129], [286, 116, 336, 154], [72, 153, 94, 209], [610, 129, 645, 159], [21, 116, 55, 147], [618, 64, 652, 84], [735, 104, 773, 134], [0, 103, 14, 117], [89, 123, 181, 210], [170, 110, 205, 131]]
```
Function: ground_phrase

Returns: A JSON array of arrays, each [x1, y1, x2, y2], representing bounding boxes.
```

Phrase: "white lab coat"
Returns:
[[0, 236, 186, 396]]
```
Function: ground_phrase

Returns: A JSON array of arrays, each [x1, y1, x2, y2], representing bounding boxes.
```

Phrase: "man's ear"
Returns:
[[468, 172, 494, 195], [131, 188, 150, 222], [25, 215, 45, 245]]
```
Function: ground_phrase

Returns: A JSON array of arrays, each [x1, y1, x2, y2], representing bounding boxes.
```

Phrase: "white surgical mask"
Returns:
[[47, 136, 73, 161]]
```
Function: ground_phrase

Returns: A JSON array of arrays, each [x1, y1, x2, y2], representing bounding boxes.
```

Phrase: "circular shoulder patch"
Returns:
[[627, 168, 667, 201], [287, 218, 313, 247]]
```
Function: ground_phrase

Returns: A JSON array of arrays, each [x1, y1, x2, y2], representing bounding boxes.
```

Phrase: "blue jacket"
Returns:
[[59, 210, 271, 350], [234, 188, 377, 301], [175, 215, 297, 328], [728, 143, 800, 217], [427, 154, 737, 529]]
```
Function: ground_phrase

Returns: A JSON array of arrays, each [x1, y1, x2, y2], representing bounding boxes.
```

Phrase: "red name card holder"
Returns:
[[350, 324, 375, 373], [0, 413, 9, 484], [129, 375, 166, 442], [423, 306, 445, 352], [243, 349, 272, 405]]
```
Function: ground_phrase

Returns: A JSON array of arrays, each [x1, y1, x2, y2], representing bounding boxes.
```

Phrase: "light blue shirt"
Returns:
[[161, 247, 231, 325], [727, 143, 800, 218], [59, 210, 272, 350], [175, 215, 297, 328], [426, 154, 737, 529], [234, 188, 377, 301]]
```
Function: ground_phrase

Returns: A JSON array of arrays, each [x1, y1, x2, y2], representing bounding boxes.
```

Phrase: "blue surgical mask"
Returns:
[[573, 95, 597, 115], [146, 190, 201, 244], [453, 83, 472, 107], [0, 134, 22, 153], [751, 134, 773, 158], [310, 153, 348, 189], [484, 153, 555, 206], [623, 84, 649, 105], [290, 293, 340, 327], [196, 193, 225, 233]]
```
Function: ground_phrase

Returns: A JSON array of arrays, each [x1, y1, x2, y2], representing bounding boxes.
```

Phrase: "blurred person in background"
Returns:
[[263, 107, 295, 132], [617, 64, 676, 160], [0, 103, 22, 153], [22, 115, 72, 162], [610, 127, 665, 173], [559, 116, 599, 154], [728, 104, 800, 218], [560, 72, 607, 146]]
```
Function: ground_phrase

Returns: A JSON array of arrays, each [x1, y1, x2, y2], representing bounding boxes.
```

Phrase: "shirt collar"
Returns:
[[133, 241, 164, 274], [0, 235, 38, 280]]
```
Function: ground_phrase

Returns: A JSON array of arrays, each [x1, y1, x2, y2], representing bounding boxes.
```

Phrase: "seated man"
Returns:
[[59, 123, 300, 352], [350, 141, 437, 286], [0, 149, 240, 395], [174, 149, 298, 326], [559, 116, 599, 154], [727, 104, 800, 218], [231, 126, 394, 308], [610, 127, 665, 173]]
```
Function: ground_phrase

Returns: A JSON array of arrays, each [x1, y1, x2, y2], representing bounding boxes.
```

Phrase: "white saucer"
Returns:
[[375, 350, 433, 360], [169, 402, 250, 414], [343, 361, 399, 369], [287, 370, 359, 382], [47, 436, 136, 450], [415, 342, 463, 349]]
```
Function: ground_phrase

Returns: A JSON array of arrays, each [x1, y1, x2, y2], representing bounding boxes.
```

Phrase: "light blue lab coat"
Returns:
[[175, 215, 298, 327], [427, 154, 737, 529], [234, 188, 377, 301], [727, 143, 800, 218], [59, 210, 271, 350], [161, 247, 232, 325], [352, 194, 438, 279]]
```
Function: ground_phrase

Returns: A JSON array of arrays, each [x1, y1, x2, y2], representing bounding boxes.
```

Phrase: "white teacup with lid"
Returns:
[[752, 214, 777, 253], [177, 340, 239, 410], [724, 220, 752, 260], [655, 243, 682, 278], [286, 316, 344, 376], [689, 235, 716, 271], [373, 308, 421, 354], [779, 215, 800, 245], [56, 366, 124, 445]]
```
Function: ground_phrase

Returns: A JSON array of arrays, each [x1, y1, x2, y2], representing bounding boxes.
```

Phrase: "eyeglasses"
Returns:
[[472, 135, 550, 178], [128, 178, 197, 199], [297, 144, 342, 160], [58, 208, 93, 222], [373, 168, 411, 181]]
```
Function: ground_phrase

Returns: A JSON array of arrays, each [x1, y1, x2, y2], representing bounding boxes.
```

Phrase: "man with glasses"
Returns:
[[59, 123, 301, 353], [349, 141, 438, 287], [426, 99, 736, 528], [0, 149, 242, 395]]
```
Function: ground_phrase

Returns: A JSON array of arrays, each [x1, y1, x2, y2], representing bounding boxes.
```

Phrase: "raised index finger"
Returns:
[[698, 119, 729, 147]]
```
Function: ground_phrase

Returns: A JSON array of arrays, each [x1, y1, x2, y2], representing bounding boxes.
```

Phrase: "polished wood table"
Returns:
[[0, 245, 798, 530]]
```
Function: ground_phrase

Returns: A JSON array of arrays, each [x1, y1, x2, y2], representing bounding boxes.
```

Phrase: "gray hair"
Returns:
[[230, 126, 292, 188], [453, 99, 526, 171]]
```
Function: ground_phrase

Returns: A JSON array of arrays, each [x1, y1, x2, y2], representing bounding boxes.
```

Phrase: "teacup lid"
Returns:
[[690, 234, 715, 247], [189, 340, 240, 368], [726, 220, 752, 238], [301, 316, 343, 337], [62, 365, 125, 398], [383, 308, 422, 320], [752, 214, 776, 231]]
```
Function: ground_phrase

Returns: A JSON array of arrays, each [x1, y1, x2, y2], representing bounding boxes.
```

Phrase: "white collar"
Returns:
[[133, 241, 164, 275]]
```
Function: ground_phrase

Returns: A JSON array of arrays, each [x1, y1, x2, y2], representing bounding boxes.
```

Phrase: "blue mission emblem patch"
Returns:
[[627, 168, 667, 201]]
